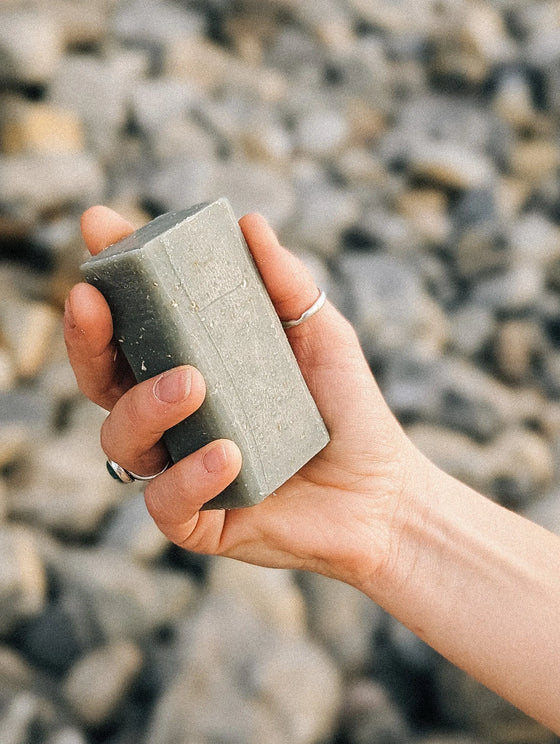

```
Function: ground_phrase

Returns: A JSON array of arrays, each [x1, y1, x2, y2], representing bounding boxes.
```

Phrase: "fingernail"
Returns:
[[154, 367, 192, 403], [203, 443, 228, 474]]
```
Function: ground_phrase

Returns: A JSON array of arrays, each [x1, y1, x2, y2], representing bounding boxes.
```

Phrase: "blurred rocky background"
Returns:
[[1, 0, 560, 742]]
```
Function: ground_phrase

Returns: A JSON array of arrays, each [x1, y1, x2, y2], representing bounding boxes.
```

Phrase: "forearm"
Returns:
[[357, 452, 560, 733]]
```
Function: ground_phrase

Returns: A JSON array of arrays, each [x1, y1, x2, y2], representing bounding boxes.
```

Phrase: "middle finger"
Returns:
[[101, 365, 206, 476]]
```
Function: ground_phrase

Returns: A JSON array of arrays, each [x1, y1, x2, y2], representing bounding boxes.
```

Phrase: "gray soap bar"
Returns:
[[81, 198, 329, 509]]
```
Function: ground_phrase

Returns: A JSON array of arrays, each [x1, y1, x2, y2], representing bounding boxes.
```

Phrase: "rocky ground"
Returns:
[[1, 0, 560, 742]]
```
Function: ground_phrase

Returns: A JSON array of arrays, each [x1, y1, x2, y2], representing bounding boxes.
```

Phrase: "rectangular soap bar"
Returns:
[[81, 198, 329, 509]]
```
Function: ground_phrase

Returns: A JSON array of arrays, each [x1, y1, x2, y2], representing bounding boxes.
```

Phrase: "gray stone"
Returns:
[[147, 594, 342, 744], [0, 10, 63, 83], [0, 525, 46, 636], [63, 641, 143, 727], [112, 0, 204, 46], [338, 679, 410, 744], [129, 78, 201, 137], [298, 571, 384, 674], [45, 728, 88, 744], [0, 153, 105, 221], [208, 559, 307, 635], [46, 546, 197, 642], [102, 493, 169, 563], [8, 420, 123, 537]]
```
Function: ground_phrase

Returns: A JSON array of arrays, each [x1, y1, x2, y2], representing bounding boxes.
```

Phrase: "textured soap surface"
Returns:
[[81, 198, 329, 509]]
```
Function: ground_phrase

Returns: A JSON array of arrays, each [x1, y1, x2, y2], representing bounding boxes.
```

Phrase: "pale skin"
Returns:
[[65, 206, 560, 733]]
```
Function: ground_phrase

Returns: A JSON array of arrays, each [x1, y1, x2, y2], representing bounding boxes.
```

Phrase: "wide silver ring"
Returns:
[[281, 289, 326, 329], [106, 459, 170, 483]]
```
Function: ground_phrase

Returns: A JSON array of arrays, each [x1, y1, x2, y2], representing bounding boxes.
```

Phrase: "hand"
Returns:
[[64, 206, 418, 588]]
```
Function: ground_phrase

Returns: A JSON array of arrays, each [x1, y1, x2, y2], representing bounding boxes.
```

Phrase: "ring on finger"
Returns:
[[281, 289, 326, 329], [106, 459, 170, 483]]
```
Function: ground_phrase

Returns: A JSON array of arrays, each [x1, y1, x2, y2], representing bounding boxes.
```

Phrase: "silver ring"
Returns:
[[106, 459, 170, 483], [281, 290, 326, 329]]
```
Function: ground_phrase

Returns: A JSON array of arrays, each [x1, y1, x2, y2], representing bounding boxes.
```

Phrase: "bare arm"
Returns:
[[65, 206, 560, 734]]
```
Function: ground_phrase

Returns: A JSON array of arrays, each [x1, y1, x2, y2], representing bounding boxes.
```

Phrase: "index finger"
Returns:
[[64, 206, 137, 410]]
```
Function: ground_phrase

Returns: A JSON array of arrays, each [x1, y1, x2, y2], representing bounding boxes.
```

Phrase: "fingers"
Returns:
[[101, 365, 206, 476], [239, 213, 321, 326], [144, 439, 242, 548], [80, 205, 136, 255], [64, 206, 138, 410]]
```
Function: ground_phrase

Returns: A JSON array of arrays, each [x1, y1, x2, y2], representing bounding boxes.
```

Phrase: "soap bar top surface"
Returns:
[[82, 198, 329, 509]]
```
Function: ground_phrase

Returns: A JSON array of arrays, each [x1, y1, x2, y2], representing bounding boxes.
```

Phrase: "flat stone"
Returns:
[[1, 102, 84, 155], [46, 546, 197, 641], [0, 525, 46, 636], [0, 153, 104, 221], [409, 141, 496, 191], [0, 10, 63, 83], [63, 641, 143, 727]]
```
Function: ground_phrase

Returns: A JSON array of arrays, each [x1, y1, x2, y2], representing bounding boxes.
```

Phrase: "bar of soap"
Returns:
[[81, 198, 329, 509]]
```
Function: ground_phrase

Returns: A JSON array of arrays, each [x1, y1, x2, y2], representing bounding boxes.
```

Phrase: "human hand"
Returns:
[[64, 206, 419, 588]]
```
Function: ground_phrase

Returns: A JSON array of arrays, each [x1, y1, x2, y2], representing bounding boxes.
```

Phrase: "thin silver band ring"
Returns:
[[281, 289, 326, 329], [106, 459, 170, 483]]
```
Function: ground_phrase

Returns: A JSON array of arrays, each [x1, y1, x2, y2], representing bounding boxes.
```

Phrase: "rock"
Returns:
[[509, 139, 560, 183], [298, 572, 384, 674], [0, 298, 61, 379], [112, 0, 204, 47], [0, 10, 63, 83], [208, 559, 307, 635], [129, 78, 201, 138], [0, 692, 52, 744], [63, 641, 143, 727], [147, 593, 342, 744], [0, 153, 104, 221], [337, 679, 410, 744], [407, 424, 494, 495], [409, 141, 496, 191], [398, 188, 451, 245], [448, 303, 496, 358], [295, 106, 350, 158], [1, 102, 84, 155], [49, 51, 149, 157], [45, 546, 197, 642], [45, 728, 88, 744], [495, 319, 543, 384], [0, 526, 46, 636], [102, 493, 169, 564], [8, 418, 123, 538], [488, 428, 554, 508]]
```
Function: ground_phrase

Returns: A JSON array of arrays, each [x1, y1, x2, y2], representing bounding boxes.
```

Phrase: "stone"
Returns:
[[0, 153, 104, 221], [129, 78, 201, 137], [509, 139, 560, 183], [495, 319, 542, 384], [102, 493, 169, 563], [398, 188, 451, 245], [406, 424, 494, 495], [49, 51, 149, 157], [0, 526, 46, 636], [63, 641, 143, 727], [112, 0, 204, 46], [1, 102, 84, 155], [8, 421, 123, 537], [147, 593, 341, 744], [488, 428, 554, 508], [208, 559, 307, 635], [337, 679, 410, 744], [0, 298, 61, 379], [0, 10, 63, 83], [45, 728, 88, 744], [448, 304, 496, 359], [409, 141, 496, 191], [295, 107, 350, 157], [45, 546, 197, 642], [298, 571, 384, 674]]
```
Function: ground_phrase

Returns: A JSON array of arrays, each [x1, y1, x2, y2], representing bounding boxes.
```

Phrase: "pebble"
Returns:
[[63, 641, 143, 727], [0, 525, 46, 636], [0, 10, 63, 84]]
